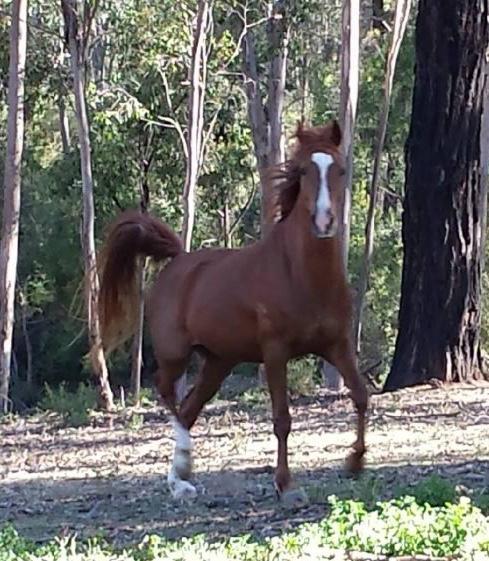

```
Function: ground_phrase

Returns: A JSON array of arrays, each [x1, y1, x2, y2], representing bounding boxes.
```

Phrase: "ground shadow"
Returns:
[[2, 459, 489, 546]]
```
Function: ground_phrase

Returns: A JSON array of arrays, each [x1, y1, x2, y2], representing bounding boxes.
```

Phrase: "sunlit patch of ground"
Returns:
[[1, 382, 489, 545]]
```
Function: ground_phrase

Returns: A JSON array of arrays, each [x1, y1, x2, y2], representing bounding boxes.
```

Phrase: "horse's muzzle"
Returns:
[[312, 212, 337, 239]]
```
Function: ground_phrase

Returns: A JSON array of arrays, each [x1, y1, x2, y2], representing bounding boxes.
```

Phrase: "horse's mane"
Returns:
[[264, 121, 343, 225]]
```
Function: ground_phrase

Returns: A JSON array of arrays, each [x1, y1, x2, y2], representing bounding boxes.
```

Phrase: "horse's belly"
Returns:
[[189, 304, 263, 362]]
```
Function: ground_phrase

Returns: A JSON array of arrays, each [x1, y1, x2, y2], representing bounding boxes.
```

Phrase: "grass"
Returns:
[[2, 493, 489, 560], [38, 382, 98, 427]]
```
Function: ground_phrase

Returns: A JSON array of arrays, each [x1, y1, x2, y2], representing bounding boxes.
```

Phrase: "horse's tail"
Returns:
[[98, 210, 183, 354]]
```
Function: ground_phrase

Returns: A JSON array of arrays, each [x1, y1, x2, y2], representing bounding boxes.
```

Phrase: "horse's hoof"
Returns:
[[169, 478, 198, 501], [279, 487, 309, 510], [345, 451, 364, 476]]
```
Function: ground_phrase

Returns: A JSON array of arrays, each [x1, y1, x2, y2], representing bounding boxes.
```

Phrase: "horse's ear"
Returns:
[[330, 119, 342, 146]]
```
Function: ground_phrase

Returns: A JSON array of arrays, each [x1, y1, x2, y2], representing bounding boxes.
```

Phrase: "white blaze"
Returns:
[[311, 152, 334, 233]]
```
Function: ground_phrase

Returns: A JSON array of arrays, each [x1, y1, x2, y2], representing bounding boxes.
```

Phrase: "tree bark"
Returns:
[[242, 30, 269, 236], [355, 0, 412, 353], [181, 0, 210, 252], [130, 152, 151, 405], [242, 6, 289, 386], [18, 289, 33, 387], [0, 0, 28, 414], [339, 0, 360, 267], [58, 95, 71, 155], [63, 0, 114, 410], [385, 0, 489, 391], [58, 20, 71, 155], [322, 0, 360, 391], [267, 0, 289, 168]]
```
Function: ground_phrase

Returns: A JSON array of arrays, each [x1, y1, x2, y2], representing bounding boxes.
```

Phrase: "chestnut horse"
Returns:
[[99, 121, 368, 507]]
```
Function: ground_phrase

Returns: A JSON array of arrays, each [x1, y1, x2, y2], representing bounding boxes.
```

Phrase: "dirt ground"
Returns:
[[1, 382, 489, 546]]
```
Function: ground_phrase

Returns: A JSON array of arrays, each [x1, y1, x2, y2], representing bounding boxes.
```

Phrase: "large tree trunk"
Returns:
[[181, 0, 210, 252], [355, 0, 412, 353], [63, 0, 114, 410], [384, 0, 489, 391], [0, 0, 28, 414], [322, 0, 360, 391]]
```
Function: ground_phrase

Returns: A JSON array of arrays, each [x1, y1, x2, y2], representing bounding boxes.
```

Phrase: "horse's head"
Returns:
[[294, 121, 345, 239], [267, 120, 346, 239]]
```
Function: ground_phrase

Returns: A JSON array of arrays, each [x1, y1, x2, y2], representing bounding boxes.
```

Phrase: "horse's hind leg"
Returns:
[[163, 355, 232, 500], [325, 338, 368, 473], [154, 359, 197, 501], [178, 356, 232, 429]]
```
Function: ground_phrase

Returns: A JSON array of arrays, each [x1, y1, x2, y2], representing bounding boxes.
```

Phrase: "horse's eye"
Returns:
[[338, 167, 346, 177]]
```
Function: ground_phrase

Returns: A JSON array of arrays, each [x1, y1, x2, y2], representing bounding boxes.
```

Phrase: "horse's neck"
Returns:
[[281, 210, 346, 291]]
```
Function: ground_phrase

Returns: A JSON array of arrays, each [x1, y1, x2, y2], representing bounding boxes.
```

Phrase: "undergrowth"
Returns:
[[2, 495, 489, 560], [38, 382, 97, 427]]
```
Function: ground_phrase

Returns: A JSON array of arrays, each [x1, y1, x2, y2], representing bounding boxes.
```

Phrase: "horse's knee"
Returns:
[[273, 411, 291, 440]]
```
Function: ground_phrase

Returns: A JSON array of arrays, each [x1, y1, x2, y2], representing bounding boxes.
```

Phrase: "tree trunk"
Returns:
[[242, 30, 269, 235], [181, 0, 210, 252], [322, 0, 360, 391], [267, 0, 289, 168], [242, 7, 289, 386], [18, 289, 33, 387], [384, 0, 489, 391], [339, 0, 360, 267], [58, 95, 71, 154], [58, 21, 70, 154], [130, 153, 151, 405], [130, 261, 144, 404], [223, 198, 231, 248], [178, 0, 210, 401], [0, 0, 28, 414], [355, 0, 412, 353], [63, 0, 114, 410]]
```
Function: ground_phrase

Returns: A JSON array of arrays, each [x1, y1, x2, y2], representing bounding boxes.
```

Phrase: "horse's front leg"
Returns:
[[264, 349, 308, 508], [324, 338, 368, 473]]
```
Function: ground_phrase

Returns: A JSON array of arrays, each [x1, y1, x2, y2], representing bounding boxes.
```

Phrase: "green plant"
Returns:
[[287, 356, 318, 396], [38, 382, 97, 427], [398, 474, 458, 507], [2, 494, 489, 560], [127, 387, 155, 408], [127, 412, 144, 431], [239, 387, 269, 408]]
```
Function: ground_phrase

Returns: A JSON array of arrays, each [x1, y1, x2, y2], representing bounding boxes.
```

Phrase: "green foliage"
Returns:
[[2, 495, 489, 559], [126, 412, 144, 431], [38, 383, 97, 427], [287, 356, 318, 396], [239, 387, 269, 409], [397, 474, 459, 507], [1, 0, 459, 401], [323, 495, 489, 557]]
